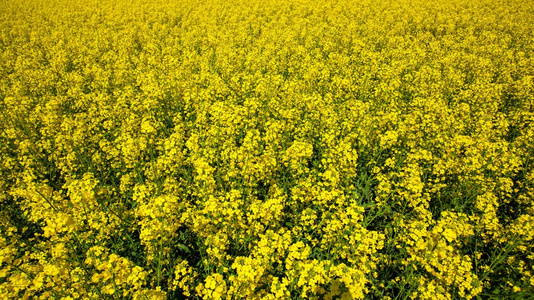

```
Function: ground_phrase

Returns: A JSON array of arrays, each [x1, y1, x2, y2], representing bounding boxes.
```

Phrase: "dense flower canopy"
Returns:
[[0, 0, 533, 299]]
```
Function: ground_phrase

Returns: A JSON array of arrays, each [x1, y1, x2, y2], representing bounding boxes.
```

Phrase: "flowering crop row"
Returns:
[[0, 0, 533, 299]]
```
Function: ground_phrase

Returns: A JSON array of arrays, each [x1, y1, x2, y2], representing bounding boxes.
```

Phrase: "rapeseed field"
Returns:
[[1, 0, 533, 299]]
